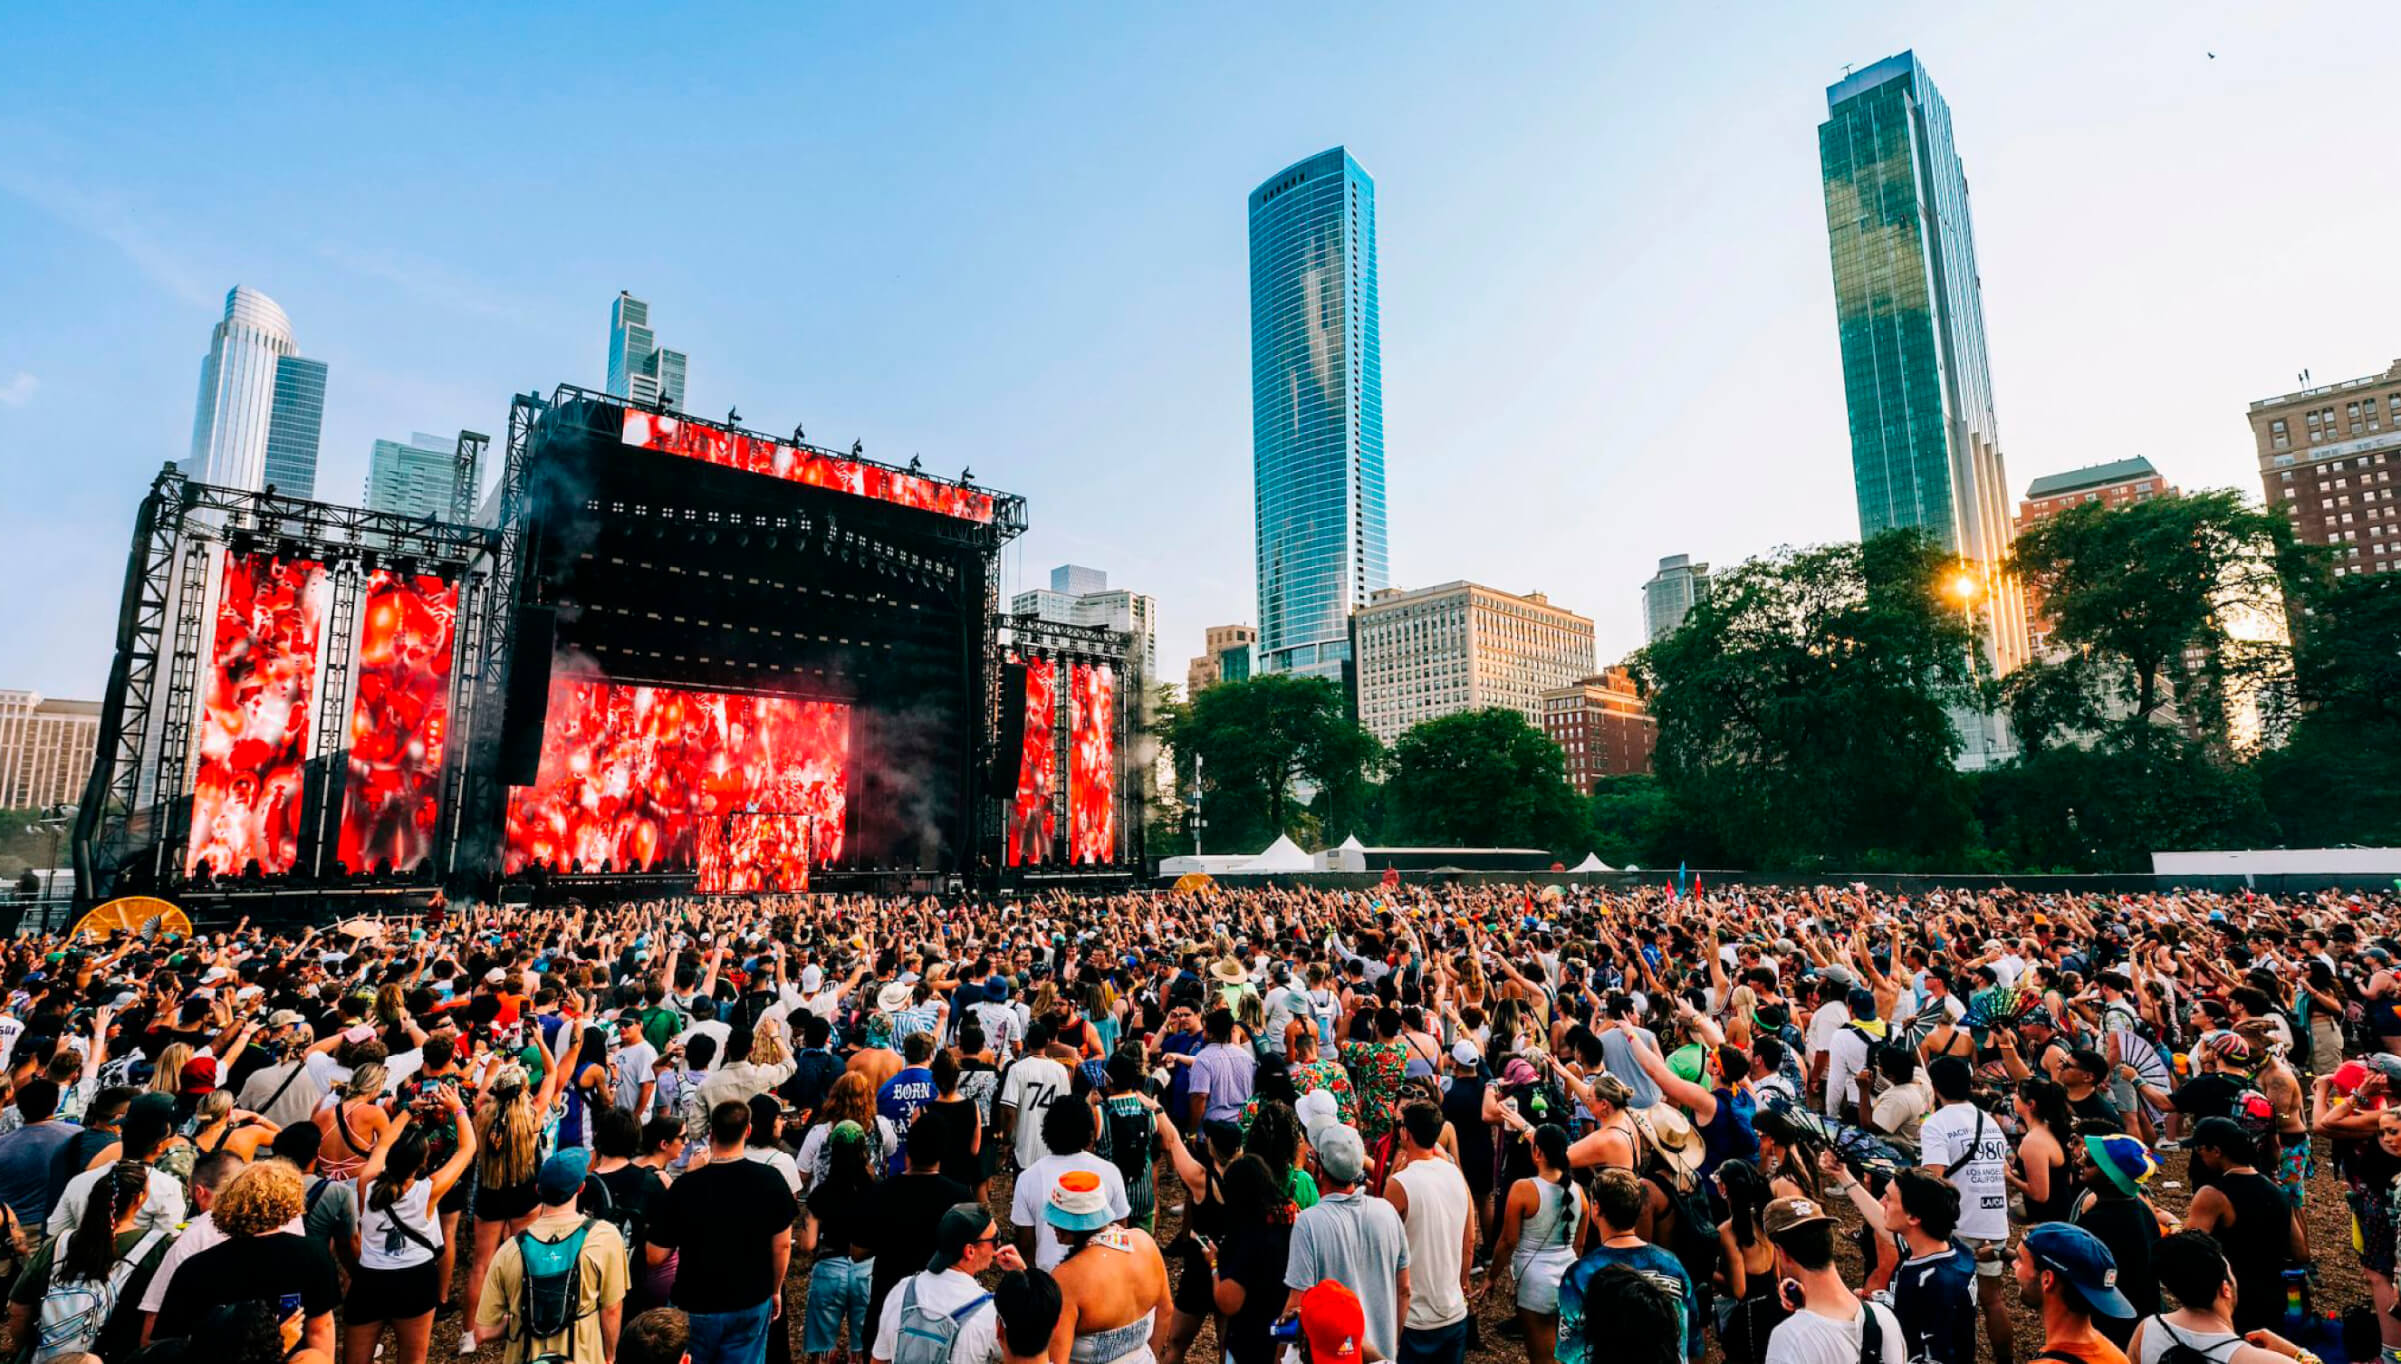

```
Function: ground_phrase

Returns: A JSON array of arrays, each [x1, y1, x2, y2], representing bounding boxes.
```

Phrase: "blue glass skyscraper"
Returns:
[[262, 356, 327, 499], [1822, 52, 2027, 759], [1249, 147, 1387, 680]]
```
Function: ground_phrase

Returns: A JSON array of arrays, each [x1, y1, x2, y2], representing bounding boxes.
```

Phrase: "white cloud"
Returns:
[[0, 372, 35, 408], [0, 171, 215, 308]]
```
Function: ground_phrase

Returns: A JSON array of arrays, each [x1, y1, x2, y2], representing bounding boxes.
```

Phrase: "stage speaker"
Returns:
[[990, 661, 1029, 794], [496, 606, 557, 786]]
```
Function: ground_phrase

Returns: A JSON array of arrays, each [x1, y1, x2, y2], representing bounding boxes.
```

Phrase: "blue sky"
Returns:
[[4, 3, 2399, 700]]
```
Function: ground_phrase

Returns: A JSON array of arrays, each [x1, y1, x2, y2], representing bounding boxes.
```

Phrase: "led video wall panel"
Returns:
[[336, 571, 460, 875], [502, 677, 848, 875], [1068, 662, 1116, 865], [1006, 657, 1057, 866], [622, 411, 996, 524], [696, 812, 819, 894], [187, 552, 331, 877]]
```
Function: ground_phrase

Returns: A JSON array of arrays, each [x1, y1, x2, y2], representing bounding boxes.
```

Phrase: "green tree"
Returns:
[[2008, 490, 2307, 746], [1586, 773, 1676, 869], [2256, 571, 2401, 846], [1156, 674, 1381, 851], [1974, 738, 2271, 872], [1635, 530, 1981, 870], [1382, 709, 1586, 853]]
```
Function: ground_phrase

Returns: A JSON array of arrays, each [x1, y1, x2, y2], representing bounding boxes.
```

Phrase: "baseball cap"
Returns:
[[2022, 1222, 2134, 1318], [1450, 1039, 1480, 1068], [1296, 1280, 1365, 1360], [177, 1057, 218, 1094], [536, 1148, 589, 1204], [929, 1203, 996, 1272], [1763, 1195, 1833, 1238], [268, 1008, 306, 1029], [1315, 1124, 1368, 1185], [1294, 1088, 1340, 1142]]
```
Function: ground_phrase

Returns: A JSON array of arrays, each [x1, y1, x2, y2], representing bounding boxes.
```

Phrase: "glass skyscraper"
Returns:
[[608, 291, 688, 410], [365, 432, 473, 520], [262, 357, 327, 499], [1249, 147, 1386, 680], [1821, 52, 2027, 761], [189, 286, 326, 495]]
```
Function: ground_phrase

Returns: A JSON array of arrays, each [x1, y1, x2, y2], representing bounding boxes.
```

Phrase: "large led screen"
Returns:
[[337, 571, 459, 875], [188, 552, 330, 877], [1068, 662, 1116, 865], [623, 411, 996, 524], [1006, 657, 1057, 867], [696, 812, 820, 894], [502, 677, 848, 875]]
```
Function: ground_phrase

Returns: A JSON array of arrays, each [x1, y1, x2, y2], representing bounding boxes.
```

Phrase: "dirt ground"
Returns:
[[394, 1138, 2365, 1364]]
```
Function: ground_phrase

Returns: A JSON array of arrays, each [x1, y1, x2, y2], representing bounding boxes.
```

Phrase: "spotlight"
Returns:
[[851, 439, 864, 459], [908, 455, 923, 475], [728, 406, 741, 426], [960, 466, 974, 484], [791, 422, 805, 444], [276, 538, 302, 562]]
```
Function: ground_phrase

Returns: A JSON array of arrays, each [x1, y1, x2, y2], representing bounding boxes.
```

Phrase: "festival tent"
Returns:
[[1317, 835, 1368, 873], [1229, 834, 1317, 874], [1569, 852, 1614, 873], [1156, 852, 1260, 877]]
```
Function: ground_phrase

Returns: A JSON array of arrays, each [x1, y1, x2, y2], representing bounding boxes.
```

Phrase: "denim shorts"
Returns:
[[802, 1255, 875, 1354]]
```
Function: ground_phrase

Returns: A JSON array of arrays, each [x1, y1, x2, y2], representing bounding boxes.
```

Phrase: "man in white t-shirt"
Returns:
[[872, 1204, 1021, 1364], [1761, 1195, 1906, 1364], [609, 1014, 658, 1117], [997, 1024, 1074, 1172], [1915, 1056, 2015, 1364], [1802, 977, 1850, 1106], [1821, 990, 1879, 1121], [1382, 1100, 1473, 1360], [1008, 1099, 1128, 1272], [969, 976, 1024, 1062]]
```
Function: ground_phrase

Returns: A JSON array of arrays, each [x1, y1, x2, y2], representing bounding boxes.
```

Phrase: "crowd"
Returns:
[[0, 880, 2392, 1364]]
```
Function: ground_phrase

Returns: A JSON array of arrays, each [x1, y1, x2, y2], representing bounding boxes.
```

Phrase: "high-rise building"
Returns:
[[0, 691, 101, 812], [1186, 624, 1259, 698], [189, 287, 327, 494], [261, 357, 327, 499], [1250, 147, 1387, 681], [366, 433, 479, 520], [607, 291, 688, 410], [2015, 457, 2177, 653], [2249, 360, 2401, 578], [1540, 668, 1657, 793], [1011, 567, 1158, 683], [1821, 51, 2025, 766], [1642, 555, 1711, 643], [1352, 583, 1595, 747]]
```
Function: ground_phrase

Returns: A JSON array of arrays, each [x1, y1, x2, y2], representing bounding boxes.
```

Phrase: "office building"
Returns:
[[1642, 554, 1711, 643], [2015, 457, 2177, 653], [1353, 582, 1595, 747], [1821, 51, 2025, 765], [2250, 360, 2401, 577], [607, 291, 688, 410], [1540, 669, 1657, 792], [0, 691, 101, 812], [1186, 624, 1259, 698], [1250, 147, 1388, 681], [261, 357, 327, 499], [188, 286, 327, 494], [366, 432, 479, 520], [1012, 566, 1158, 683]]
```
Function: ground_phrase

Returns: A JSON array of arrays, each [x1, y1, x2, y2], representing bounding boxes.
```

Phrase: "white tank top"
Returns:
[[359, 1180, 442, 1270]]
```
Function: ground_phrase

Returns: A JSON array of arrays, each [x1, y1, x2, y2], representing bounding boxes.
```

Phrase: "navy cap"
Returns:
[[536, 1148, 590, 1205], [2022, 1223, 2134, 1318]]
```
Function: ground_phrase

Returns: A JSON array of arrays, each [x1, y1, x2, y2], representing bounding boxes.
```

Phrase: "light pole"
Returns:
[[1190, 753, 1206, 856]]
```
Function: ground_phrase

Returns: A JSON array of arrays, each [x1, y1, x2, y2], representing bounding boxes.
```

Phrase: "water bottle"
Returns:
[[2283, 1267, 2310, 1330]]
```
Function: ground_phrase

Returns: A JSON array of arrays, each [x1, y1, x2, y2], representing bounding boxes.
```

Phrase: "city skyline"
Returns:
[[4, 7, 2399, 699]]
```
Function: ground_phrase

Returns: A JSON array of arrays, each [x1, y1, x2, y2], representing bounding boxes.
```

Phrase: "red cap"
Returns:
[[2334, 1059, 2371, 1095], [1298, 1280, 1364, 1361], [178, 1057, 218, 1094]]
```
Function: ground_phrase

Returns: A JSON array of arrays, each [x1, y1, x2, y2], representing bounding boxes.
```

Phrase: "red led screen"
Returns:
[[502, 676, 847, 875], [622, 411, 995, 524], [337, 572, 459, 875], [1006, 657, 1057, 866], [1068, 662, 1116, 865], [188, 552, 330, 877], [696, 812, 819, 894]]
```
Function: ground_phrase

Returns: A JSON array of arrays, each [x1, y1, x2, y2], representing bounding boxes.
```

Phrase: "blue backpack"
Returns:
[[512, 1218, 597, 1355]]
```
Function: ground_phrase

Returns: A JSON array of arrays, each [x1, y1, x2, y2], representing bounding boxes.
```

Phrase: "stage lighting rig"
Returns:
[[792, 422, 805, 444], [851, 439, 864, 458], [908, 455, 923, 474]]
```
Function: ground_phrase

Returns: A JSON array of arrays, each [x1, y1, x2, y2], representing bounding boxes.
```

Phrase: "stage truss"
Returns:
[[994, 612, 1145, 874]]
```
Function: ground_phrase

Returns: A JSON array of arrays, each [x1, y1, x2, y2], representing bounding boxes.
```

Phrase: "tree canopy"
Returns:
[[1381, 708, 1586, 853]]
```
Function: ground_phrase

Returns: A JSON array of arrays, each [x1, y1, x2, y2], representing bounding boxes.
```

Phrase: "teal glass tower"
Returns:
[[1821, 52, 2027, 688], [1249, 147, 1387, 681]]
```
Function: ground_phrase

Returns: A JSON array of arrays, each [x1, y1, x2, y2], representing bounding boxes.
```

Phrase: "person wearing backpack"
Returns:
[[347, 1087, 477, 1364], [869, 1203, 1021, 1364], [2129, 1231, 2322, 1364], [1756, 1195, 1905, 1364], [0, 1160, 170, 1363], [469, 1150, 628, 1364], [1557, 1167, 1697, 1364]]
